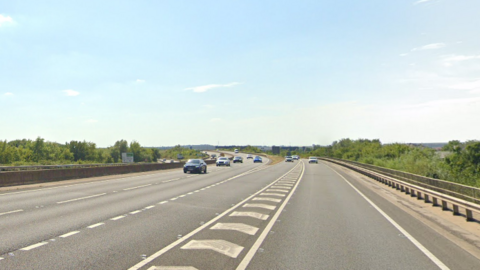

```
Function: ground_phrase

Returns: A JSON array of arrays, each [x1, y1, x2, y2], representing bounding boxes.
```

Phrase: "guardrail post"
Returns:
[[453, 205, 460, 216], [417, 191, 422, 200], [405, 187, 410, 194], [442, 200, 448, 211], [411, 189, 416, 197], [466, 209, 474, 221], [432, 197, 439, 206], [401, 185, 405, 192], [424, 194, 430, 203]]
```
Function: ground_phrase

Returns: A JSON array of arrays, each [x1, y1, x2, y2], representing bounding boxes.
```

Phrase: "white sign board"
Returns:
[[122, 152, 134, 163]]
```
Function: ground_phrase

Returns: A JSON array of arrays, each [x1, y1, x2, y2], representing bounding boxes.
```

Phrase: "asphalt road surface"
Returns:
[[1, 156, 479, 269]]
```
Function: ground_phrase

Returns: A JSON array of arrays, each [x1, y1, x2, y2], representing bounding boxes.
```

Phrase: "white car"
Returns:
[[285, 156, 294, 162], [246, 154, 253, 159], [308, 157, 318, 164], [216, 157, 231, 166]]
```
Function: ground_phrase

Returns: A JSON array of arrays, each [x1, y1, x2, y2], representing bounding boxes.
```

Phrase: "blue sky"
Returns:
[[1, 0, 479, 147]]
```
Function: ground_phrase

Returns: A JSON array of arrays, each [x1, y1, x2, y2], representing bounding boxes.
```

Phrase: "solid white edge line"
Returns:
[[56, 193, 107, 204], [236, 161, 305, 270], [327, 164, 450, 270], [60, 231, 80, 238], [127, 162, 301, 270]]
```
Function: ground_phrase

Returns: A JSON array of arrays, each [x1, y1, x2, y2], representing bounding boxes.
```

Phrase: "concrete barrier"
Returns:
[[0, 159, 217, 187]]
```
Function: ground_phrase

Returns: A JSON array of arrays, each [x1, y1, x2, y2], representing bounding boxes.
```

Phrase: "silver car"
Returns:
[[216, 157, 231, 166]]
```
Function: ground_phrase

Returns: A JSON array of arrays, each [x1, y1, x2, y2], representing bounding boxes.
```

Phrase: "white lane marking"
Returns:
[[243, 203, 276, 210], [187, 192, 194, 195], [236, 161, 305, 270], [259, 192, 285, 197], [328, 166, 450, 270], [179, 195, 186, 198], [162, 178, 180, 183], [130, 210, 142, 215], [147, 267, 198, 270], [252, 197, 282, 203], [0, 209, 24, 216], [60, 231, 80, 238], [265, 189, 288, 193], [123, 184, 152, 191], [170, 197, 178, 201], [145, 205, 155, 209], [159, 201, 169, 204], [181, 240, 244, 258], [21, 242, 48, 251], [230, 211, 269, 220], [88, 223, 105, 228], [211, 223, 259, 236], [111, 215, 126, 221], [56, 193, 107, 204], [0, 257, 3, 260], [272, 186, 291, 189], [194, 190, 200, 193], [128, 163, 301, 270]]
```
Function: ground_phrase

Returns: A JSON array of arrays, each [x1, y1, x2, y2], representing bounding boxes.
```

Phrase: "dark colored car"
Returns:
[[233, 156, 243, 163], [253, 156, 262, 163], [183, 159, 207, 174]]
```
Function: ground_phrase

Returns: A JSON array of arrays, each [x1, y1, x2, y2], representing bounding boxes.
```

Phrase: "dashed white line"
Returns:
[[179, 195, 186, 198], [60, 231, 80, 238], [145, 205, 155, 209], [123, 184, 152, 191], [159, 201, 169, 204], [111, 215, 126, 221], [57, 193, 107, 204], [130, 210, 142, 215], [0, 209, 24, 216], [170, 198, 178, 201], [187, 192, 194, 195], [88, 223, 105, 229], [21, 242, 48, 251]]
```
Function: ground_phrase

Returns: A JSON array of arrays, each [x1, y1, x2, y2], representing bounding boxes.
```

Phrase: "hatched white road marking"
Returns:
[[260, 192, 286, 197], [243, 203, 276, 210], [230, 211, 269, 220], [21, 242, 48, 251], [181, 240, 244, 258], [88, 223, 105, 229], [60, 231, 80, 238], [111, 215, 126, 221], [0, 209, 23, 216], [211, 223, 259, 235], [252, 197, 281, 203], [266, 189, 288, 193], [272, 185, 291, 189], [148, 267, 198, 270], [57, 193, 107, 204], [123, 184, 152, 191]]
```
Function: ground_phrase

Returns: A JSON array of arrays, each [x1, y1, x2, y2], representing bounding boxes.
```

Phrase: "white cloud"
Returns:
[[411, 43, 446, 51], [448, 79, 480, 93], [441, 54, 480, 66], [85, 119, 98, 123], [0, 14, 15, 27], [210, 118, 222, 122], [399, 53, 408, 57], [4, 92, 13, 96], [136, 79, 146, 83], [414, 0, 434, 5], [185, 82, 241, 93], [63, 89, 80, 96]]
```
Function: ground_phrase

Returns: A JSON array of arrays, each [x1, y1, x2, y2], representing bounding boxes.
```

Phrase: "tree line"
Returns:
[[304, 139, 480, 187], [0, 138, 204, 166]]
